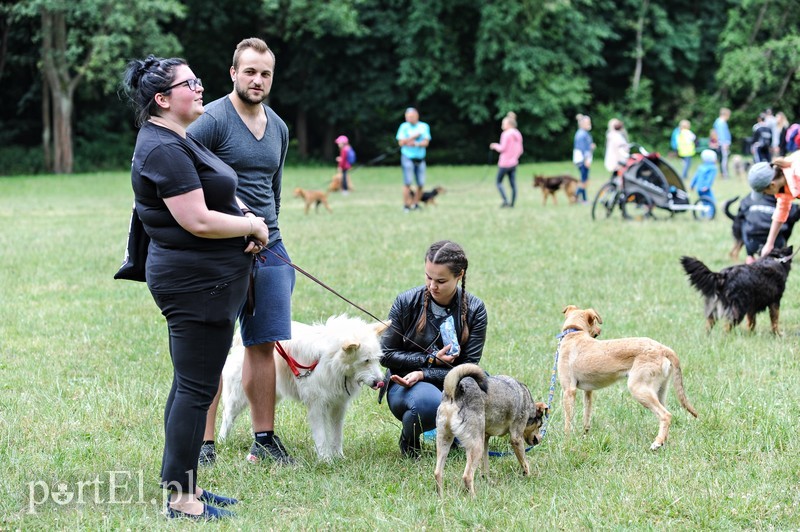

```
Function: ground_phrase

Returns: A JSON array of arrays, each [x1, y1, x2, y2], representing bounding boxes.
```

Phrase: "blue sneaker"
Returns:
[[423, 428, 437, 441], [198, 489, 238, 507]]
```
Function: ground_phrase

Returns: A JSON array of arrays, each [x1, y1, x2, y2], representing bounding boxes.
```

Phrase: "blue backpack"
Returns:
[[346, 147, 356, 165], [786, 124, 800, 153]]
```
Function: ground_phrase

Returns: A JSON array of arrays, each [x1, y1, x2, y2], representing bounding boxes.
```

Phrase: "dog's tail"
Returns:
[[442, 363, 489, 401], [665, 350, 698, 418], [680, 256, 720, 299], [723, 196, 739, 221]]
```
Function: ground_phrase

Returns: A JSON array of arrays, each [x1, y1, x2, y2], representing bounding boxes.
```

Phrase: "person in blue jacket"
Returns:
[[572, 114, 595, 203], [690, 149, 718, 205]]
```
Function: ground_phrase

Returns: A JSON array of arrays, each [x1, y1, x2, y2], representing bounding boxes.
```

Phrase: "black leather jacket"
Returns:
[[379, 285, 487, 400]]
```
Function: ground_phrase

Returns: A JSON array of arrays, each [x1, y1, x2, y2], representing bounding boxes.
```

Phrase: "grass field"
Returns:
[[2, 160, 799, 529]]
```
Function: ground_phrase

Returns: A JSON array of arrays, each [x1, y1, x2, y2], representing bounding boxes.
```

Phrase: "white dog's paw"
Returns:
[[649, 441, 664, 451], [317, 451, 343, 462]]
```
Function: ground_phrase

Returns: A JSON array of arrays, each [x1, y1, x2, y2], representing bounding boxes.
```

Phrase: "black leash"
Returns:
[[447, 150, 497, 195], [322, 147, 394, 190], [262, 245, 453, 367], [486, 330, 568, 457]]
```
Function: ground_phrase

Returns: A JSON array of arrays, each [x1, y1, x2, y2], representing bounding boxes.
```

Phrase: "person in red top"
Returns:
[[335, 135, 353, 194], [748, 152, 800, 256]]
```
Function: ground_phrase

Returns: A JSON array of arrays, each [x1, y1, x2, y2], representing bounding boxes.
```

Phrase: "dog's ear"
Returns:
[[529, 401, 549, 423], [562, 305, 578, 316], [586, 308, 603, 324], [373, 320, 391, 336], [342, 340, 360, 353]]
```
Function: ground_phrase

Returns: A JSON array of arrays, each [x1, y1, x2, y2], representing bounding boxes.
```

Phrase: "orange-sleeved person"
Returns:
[[748, 152, 800, 256]]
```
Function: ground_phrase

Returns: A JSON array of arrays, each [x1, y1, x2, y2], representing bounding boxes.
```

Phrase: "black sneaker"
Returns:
[[246, 435, 295, 465], [399, 434, 421, 459], [198, 442, 216, 466]]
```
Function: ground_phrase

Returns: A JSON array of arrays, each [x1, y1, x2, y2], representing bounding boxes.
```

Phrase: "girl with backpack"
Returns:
[[335, 135, 355, 194]]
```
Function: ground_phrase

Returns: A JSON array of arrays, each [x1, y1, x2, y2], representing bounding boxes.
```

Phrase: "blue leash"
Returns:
[[486, 329, 576, 457]]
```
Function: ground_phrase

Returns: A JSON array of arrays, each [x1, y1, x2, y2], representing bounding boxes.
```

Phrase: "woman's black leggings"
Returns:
[[150, 274, 248, 493]]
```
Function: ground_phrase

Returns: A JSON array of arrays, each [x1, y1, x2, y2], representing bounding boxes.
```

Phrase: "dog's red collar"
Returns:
[[275, 341, 319, 378]]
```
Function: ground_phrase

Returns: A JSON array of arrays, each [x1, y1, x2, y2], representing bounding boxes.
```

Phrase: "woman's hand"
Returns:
[[390, 371, 423, 388], [434, 344, 457, 366], [244, 214, 269, 254]]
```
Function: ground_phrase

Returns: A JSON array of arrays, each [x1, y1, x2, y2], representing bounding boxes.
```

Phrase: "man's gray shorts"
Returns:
[[239, 240, 295, 346]]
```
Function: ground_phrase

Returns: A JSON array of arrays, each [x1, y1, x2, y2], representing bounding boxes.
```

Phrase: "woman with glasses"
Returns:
[[121, 55, 268, 521]]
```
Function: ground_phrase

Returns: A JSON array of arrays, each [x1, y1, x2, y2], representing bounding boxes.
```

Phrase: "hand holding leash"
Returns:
[[244, 215, 268, 254], [434, 345, 457, 366]]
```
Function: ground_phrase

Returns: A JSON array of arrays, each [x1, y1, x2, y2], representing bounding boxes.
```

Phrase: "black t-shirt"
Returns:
[[131, 122, 251, 293]]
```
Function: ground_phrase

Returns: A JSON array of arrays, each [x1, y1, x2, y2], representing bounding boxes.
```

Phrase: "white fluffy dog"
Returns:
[[219, 315, 390, 460]]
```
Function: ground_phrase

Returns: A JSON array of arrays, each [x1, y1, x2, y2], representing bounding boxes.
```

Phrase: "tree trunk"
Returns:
[[40, 8, 75, 174], [749, 0, 770, 45], [295, 107, 308, 158], [0, 12, 8, 80], [324, 123, 335, 161], [42, 76, 52, 172], [53, 91, 73, 174], [632, 0, 649, 93]]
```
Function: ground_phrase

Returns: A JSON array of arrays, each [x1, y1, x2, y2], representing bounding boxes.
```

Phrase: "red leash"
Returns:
[[274, 341, 318, 378]]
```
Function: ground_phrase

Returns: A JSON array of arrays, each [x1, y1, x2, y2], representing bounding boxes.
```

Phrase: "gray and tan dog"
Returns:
[[434, 363, 548, 496], [558, 305, 698, 451]]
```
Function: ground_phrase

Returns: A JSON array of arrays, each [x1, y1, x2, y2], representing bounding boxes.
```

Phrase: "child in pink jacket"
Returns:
[[490, 112, 524, 208], [335, 135, 353, 193]]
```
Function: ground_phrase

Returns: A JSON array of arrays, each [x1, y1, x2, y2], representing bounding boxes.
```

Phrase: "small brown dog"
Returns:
[[532, 175, 578, 205], [434, 364, 547, 496], [328, 172, 355, 192], [558, 306, 698, 450], [294, 187, 332, 215]]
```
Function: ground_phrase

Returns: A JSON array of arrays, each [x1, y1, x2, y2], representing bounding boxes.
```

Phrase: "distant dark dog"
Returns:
[[294, 187, 332, 215], [411, 186, 445, 206], [532, 175, 578, 205], [434, 364, 547, 497], [680, 247, 794, 334]]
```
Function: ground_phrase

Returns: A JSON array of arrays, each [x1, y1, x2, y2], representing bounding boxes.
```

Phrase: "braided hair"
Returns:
[[415, 240, 470, 344], [121, 54, 187, 127]]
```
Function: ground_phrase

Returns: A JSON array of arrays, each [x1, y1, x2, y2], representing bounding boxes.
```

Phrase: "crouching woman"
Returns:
[[379, 240, 488, 458]]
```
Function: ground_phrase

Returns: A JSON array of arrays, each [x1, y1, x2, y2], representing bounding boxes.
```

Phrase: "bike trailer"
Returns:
[[620, 151, 689, 210]]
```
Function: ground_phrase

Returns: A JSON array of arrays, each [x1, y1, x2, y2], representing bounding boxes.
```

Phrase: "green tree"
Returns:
[[259, 0, 369, 158], [717, 0, 800, 116], [10, 0, 184, 173]]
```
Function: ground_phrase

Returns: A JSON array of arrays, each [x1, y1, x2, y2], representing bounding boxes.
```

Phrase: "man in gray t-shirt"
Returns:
[[188, 37, 296, 465]]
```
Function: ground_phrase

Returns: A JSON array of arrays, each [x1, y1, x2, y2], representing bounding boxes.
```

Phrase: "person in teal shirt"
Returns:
[[396, 107, 431, 211]]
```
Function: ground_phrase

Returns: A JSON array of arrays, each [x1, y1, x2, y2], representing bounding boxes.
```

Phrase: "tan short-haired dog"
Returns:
[[328, 172, 356, 192], [294, 187, 332, 215], [558, 306, 698, 450]]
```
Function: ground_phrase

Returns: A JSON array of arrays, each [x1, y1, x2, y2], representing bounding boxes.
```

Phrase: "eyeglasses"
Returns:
[[165, 78, 203, 92]]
